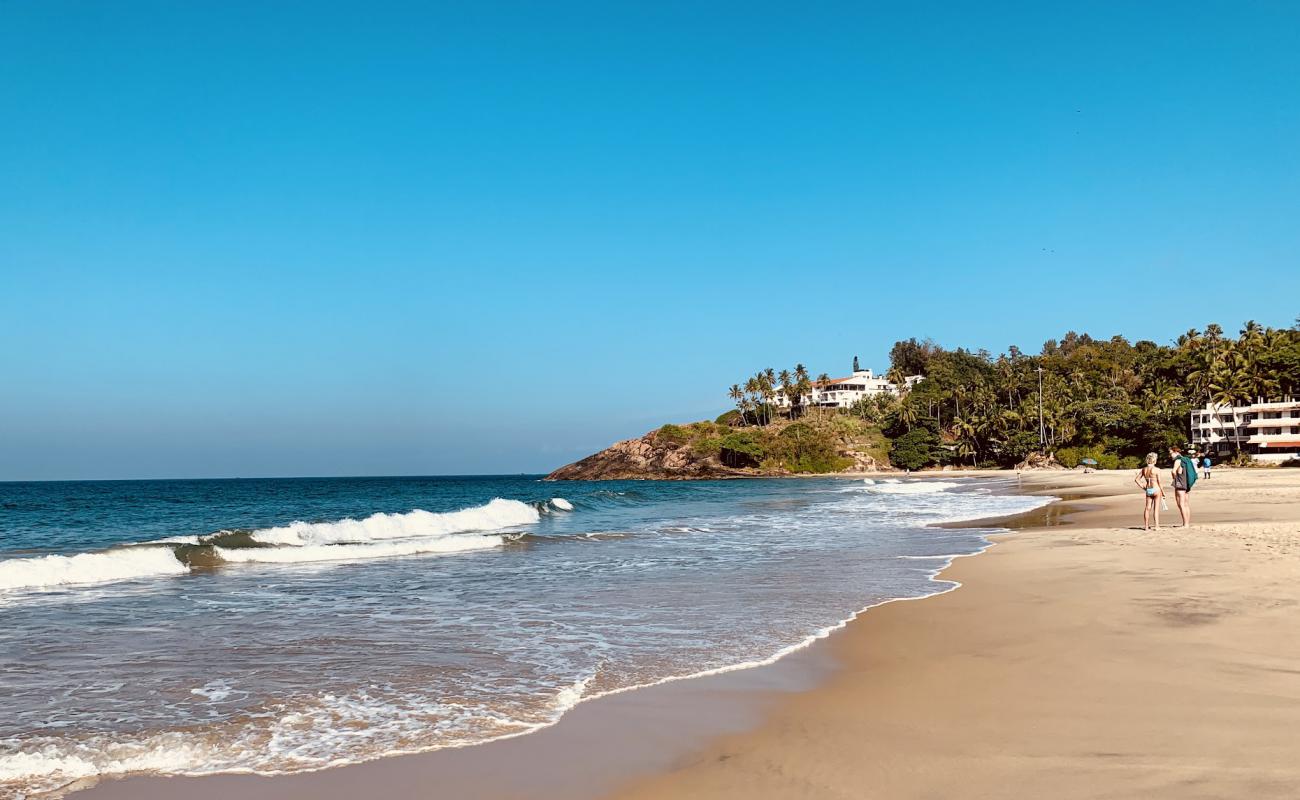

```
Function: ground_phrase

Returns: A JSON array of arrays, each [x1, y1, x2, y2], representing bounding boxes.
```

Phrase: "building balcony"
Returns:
[[1248, 433, 1300, 445], [1249, 419, 1298, 428], [1247, 401, 1300, 412]]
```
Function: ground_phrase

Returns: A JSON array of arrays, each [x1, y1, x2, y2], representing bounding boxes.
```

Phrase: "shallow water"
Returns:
[[0, 475, 1052, 796]]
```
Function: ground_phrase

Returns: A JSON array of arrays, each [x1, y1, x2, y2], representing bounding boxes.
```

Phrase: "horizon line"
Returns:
[[0, 472, 552, 485]]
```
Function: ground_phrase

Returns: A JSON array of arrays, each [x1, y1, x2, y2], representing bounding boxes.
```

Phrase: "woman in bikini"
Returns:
[[1133, 452, 1163, 531]]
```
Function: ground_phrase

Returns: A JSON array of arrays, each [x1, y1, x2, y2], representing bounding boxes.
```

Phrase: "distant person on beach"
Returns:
[[1168, 446, 1195, 527], [1134, 453, 1163, 531], [1202, 454, 1212, 479]]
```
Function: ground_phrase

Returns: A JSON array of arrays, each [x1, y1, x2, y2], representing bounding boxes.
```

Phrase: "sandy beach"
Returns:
[[69, 468, 1300, 800], [609, 467, 1300, 799]]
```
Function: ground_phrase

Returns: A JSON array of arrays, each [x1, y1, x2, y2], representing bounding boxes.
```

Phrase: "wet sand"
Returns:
[[73, 469, 1300, 799], [608, 468, 1300, 799]]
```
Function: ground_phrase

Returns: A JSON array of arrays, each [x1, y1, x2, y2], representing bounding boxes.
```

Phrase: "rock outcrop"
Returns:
[[546, 430, 759, 481], [1015, 451, 1066, 471], [547, 425, 890, 481], [841, 450, 883, 473]]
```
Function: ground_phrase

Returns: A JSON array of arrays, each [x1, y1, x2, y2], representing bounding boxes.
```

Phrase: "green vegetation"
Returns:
[[655, 423, 690, 445], [877, 319, 1300, 469], [714, 409, 742, 426], [654, 415, 879, 474], [888, 428, 942, 471], [713, 319, 1300, 472]]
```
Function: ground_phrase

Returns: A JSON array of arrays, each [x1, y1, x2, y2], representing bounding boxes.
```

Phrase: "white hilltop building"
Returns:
[[773, 357, 923, 410], [1191, 398, 1300, 464]]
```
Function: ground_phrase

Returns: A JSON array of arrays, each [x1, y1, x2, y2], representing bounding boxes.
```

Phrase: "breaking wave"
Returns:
[[245, 498, 538, 547], [0, 498, 548, 594], [0, 547, 189, 592], [865, 480, 962, 495]]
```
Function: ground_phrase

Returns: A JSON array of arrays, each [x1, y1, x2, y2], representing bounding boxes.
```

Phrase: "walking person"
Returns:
[[1168, 446, 1196, 527], [1134, 453, 1163, 531], [1202, 454, 1212, 479]]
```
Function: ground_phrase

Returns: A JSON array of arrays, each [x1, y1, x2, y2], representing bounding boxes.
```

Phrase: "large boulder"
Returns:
[[1015, 451, 1066, 471], [840, 450, 885, 472]]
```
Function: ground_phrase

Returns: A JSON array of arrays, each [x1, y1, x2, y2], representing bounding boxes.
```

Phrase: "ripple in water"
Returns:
[[0, 475, 1053, 796]]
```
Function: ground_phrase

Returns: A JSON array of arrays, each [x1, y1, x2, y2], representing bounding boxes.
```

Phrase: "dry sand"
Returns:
[[608, 468, 1300, 799], [73, 468, 1300, 800]]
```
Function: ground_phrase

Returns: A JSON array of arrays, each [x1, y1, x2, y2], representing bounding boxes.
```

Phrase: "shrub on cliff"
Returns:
[[656, 424, 689, 444], [772, 423, 849, 473], [691, 436, 724, 458], [889, 428, 941, 470], [715, 410, 743, 426], [719, 430, 766, 468]]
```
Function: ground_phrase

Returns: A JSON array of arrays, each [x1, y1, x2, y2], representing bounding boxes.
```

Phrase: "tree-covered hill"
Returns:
[[551, 319, 1300, 480], [721, 319, 1299, 471]]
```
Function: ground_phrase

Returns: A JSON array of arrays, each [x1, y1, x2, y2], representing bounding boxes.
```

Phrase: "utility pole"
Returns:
[[1037, 365, 1045, 451]]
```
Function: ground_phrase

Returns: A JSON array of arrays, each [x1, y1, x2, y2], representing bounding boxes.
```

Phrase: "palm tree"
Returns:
[[954, 437, 976, 468], [816, 372, 831, 417], [1208, 369, 1251, 453], [952, 384, 967, 420], [885, 365, 908, 393], [778, 369, 793, 420], [793, 364, 810, 418], [794, 375, 813, 419], [749, 374, 765, 425], [729, 384, 746, 425], [897, 396, 919, 431], [760, 373, 776, 426]]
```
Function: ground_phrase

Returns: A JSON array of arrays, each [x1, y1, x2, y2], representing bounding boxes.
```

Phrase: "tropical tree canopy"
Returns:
[[723, 320, 1299, 469]]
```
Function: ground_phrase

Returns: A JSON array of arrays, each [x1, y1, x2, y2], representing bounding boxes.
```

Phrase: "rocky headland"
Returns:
[[546, 418, 887, 481]]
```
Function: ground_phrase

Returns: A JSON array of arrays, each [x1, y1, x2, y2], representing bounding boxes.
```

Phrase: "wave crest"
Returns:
[[0, 499, 543, 594], [247, 498, 539, 547], [0, 547, 188, 592]]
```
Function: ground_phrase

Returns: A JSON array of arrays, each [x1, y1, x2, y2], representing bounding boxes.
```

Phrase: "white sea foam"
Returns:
[[248, 498, 538, 547], [190, 681, 235, 702], [0, 674, 598, 797], [865, 480, 961, 495], [0, 499, 542, 597], [216, 534, 501, 564], [0, 734, 211, 786], [550, 498, 574, 512], [0, 547, 187, 592]]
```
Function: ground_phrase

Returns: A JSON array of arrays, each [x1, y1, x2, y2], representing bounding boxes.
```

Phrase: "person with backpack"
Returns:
[[1168, 446, 1197, 527]]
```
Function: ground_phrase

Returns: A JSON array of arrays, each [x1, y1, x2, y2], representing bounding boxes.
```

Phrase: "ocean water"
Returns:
[[0, 475, 1052, 797]]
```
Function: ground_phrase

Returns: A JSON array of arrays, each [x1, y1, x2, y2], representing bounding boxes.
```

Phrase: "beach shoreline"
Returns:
[[606, 467, 1300, 799], [60, 468, 1300, 800]]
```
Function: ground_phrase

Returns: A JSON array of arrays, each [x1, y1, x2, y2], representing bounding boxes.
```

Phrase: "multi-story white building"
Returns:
[[773, 360, 923, 411], [1245, 400, 1300, 462], [1191, 398, 1300, 464], [1189, 404, 1252, 452]]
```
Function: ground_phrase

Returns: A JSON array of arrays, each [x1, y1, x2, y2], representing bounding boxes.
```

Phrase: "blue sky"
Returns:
[[2, 1, 1298, 480]]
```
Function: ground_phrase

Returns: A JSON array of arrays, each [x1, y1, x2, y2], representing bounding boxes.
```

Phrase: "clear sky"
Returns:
[[2, 2, 1298, 480]]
